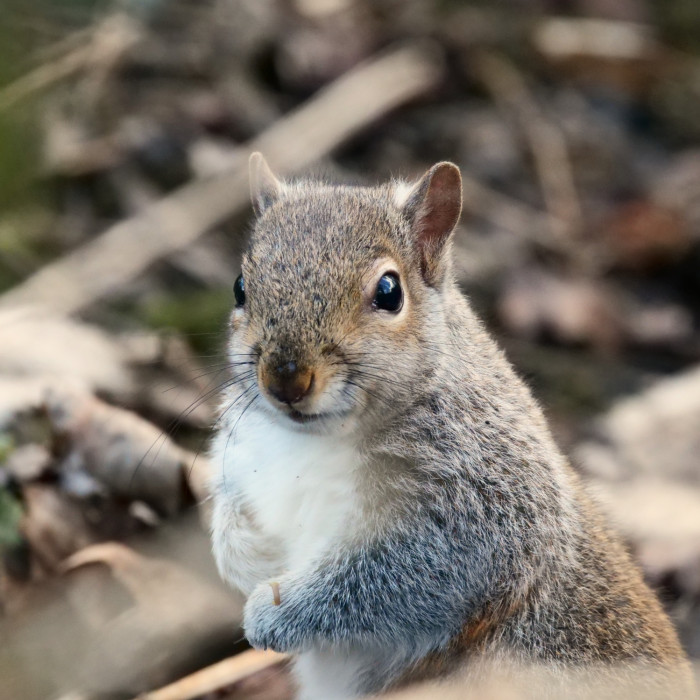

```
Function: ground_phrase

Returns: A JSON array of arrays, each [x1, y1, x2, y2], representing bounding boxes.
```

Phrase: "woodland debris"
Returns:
[[0, 376, 53, 429], [474, 51, 583, 246], [44, 385, 194, 516], [20, 484, 95, 576], [136, 649, 288, 700], [4, 444, 52, 483], [651, 150, 700, 234], [62, 542, 242, 696], [0, 307, 133, 399], [0, 307, 215, 428], [575, 365, 700, 650], [2, 541, 242, 699], [42, 106, 122, 176], [575, 364, 700, 484], [0, 13, 142, 114], [0, 43, 443, 315], [533, 17, 659, 62], [497, 269, 623, 352], [601, 199, 691, 271], [532, 17, 668, 95]]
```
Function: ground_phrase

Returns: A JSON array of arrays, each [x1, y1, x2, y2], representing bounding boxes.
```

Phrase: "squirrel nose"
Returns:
[[266, 361, 314, 405]]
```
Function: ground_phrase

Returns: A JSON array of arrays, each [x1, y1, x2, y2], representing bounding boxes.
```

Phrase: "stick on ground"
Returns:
[[135, 649, 288, 700]]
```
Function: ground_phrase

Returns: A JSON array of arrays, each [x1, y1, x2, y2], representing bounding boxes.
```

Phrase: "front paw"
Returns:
[[243, 582, 286, 652]]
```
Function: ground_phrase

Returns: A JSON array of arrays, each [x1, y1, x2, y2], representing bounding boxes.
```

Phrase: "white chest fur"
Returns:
[[211, 405, 362, 576]]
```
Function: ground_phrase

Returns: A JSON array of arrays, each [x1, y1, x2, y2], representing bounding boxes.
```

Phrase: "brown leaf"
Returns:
[[20, 484, 95, 576], [0, 308, 133, 398], [4, 444, 52, 483], [60, 542, 243, 696], [45, 385, 191, 515], [1, 537, 242, 699], [0, 308, 215, 430]]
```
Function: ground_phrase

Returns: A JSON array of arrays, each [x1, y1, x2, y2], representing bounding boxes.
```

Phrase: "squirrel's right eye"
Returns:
[[233, 274, 246, 307], [373, 273, 403, 313]]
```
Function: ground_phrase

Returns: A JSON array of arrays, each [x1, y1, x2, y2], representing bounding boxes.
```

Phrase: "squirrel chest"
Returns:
[[223, 408, 362, 572]]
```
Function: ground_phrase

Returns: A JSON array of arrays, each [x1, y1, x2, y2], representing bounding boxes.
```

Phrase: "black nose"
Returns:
[[266, 361, 314, 405]]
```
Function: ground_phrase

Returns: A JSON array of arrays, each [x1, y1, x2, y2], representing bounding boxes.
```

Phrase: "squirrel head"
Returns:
[[227, 152, 462, 433]]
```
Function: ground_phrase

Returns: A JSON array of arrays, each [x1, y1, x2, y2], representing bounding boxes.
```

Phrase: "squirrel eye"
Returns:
[[233, 274, 246, 307], [373, 273, 402, 313]]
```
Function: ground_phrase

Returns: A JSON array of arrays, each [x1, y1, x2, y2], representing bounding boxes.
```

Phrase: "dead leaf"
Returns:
[[1, 536, 242, 699], [575, 364, 700, 484], [0, 307, 132, 397], [0, 307, 215, 430], [20, 484, 95, 576], [59, 542, 243, 696], [45, 385, 191, 516]]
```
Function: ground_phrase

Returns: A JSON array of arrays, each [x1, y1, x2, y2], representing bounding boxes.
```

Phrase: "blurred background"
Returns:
[[0, 0, 699, 698]]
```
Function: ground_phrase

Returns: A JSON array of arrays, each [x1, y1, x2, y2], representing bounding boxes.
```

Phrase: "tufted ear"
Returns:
[[401, 162, 462, 286], [249, 152, 282, 216]]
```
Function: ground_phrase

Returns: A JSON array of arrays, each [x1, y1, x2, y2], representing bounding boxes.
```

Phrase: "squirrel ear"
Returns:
[[401, 162, 462, 285], [249, 152, 282, 216]]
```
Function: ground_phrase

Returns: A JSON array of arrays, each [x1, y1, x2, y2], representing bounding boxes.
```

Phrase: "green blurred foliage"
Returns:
[[0, 433, 13, 464], [0, 434, 22, 549], [0, 0, 113, 201], [0, 489, 22, 549], [0, 1, 110, 288], [139, 288, 233, 355], [651, 0, 700, 53], [0, 54, 40, 216]]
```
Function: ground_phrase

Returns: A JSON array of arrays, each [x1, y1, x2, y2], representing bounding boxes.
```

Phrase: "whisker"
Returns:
[[344, 378, 393, 408], [187, 381, 259, 487], [221, 391, 261, 492], [129, 372, 256, 495], [346, 369, 414, 393]]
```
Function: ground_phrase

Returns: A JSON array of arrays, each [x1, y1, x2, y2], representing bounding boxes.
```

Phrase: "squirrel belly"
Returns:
[[209, 154, 695, 700], [210, 403, 379, 700], [210, 403, 363, 594]]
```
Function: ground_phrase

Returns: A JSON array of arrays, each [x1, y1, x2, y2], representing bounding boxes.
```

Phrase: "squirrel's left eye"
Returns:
[[373, 273, 403, 313], [233, 274, 245, 307]]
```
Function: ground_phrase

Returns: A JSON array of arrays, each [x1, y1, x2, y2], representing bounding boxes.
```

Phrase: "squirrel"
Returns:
[[209, 153, 694, 700]]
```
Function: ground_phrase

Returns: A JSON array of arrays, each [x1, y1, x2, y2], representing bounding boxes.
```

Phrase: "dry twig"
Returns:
[[135, 649, 288, 700], [0, 14, 141, 114], [474, 51, 583, 244]]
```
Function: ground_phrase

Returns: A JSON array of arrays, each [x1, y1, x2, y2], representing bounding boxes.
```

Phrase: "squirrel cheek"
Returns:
[[230, 307, 245, 330]]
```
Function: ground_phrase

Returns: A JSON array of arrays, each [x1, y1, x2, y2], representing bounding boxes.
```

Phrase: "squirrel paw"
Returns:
[[243, 581, 289, 652]]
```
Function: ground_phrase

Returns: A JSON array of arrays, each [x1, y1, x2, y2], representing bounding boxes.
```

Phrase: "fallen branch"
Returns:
[[0, 43, 443, 315], [135, 649, 288, 700]]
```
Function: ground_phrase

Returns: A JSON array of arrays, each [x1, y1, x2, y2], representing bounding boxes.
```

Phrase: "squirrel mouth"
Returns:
[[284, 406, 350, 425], [286, 408, 322, 424]]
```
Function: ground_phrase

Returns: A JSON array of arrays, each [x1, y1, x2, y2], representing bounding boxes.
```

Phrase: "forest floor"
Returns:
[[1, 1, 699, 698]]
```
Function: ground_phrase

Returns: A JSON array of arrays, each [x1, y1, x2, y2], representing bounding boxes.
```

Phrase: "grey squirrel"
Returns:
[[209, 153, 693, 700]]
